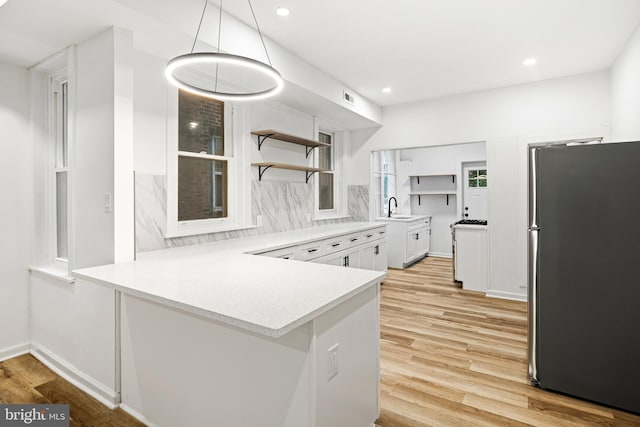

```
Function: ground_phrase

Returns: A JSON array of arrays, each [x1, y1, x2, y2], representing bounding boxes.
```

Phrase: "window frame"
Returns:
[[48, 70, 71, 268], [313, 121, 347, 220], [373, 150, 397, 218], [166, 90, 252, 238]]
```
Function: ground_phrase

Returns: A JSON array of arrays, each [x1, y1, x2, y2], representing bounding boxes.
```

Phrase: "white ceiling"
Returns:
[[1, 0, 640, 108]]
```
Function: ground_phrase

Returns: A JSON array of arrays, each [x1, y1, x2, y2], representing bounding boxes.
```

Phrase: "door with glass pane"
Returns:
[[463, 164, 488, 220]]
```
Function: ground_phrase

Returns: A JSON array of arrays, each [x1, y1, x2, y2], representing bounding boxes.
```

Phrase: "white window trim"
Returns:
[[313, 119, 348, 221], [166, 90, 253, 238]]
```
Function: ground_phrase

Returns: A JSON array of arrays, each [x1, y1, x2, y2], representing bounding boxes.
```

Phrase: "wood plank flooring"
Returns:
[[376, 256, 640, 427], [2, 256, 640, 426], [0, 354, 145, 427]]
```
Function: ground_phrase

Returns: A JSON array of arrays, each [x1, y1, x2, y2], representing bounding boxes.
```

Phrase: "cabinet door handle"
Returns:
[[374, 245, 379, 255], [366, 234, 374, 238], [415, 233, 420, 240], [350, 238, 358, 242], [331, 243, 341, 247], [308, 248, 318, 253]]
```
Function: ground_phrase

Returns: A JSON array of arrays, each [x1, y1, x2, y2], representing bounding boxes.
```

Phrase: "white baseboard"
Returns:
[[485, 290, 527, 302], [30, 342, 119, 408], [427, 253, 452, 259], [0, 342, 30, 362], [119, 404, 158, 427]]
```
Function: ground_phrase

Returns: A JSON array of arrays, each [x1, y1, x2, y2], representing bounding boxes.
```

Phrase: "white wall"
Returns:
[[612, 24, 640, 141], [73, 27, 134, 269], [350, 71, 611, 299], [0, 62, 31, 358]]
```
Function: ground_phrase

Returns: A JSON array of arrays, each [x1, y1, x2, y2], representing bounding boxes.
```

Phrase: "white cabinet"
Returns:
[[377, 216, 430, 269], [256, 225, 387, 272], [453, 225, 487, 292], [312, 246, 361, 268], [360, 240, 387, 272]]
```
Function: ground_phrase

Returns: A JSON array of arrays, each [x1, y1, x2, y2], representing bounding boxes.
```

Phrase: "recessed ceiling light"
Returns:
[[382, 87, 392, 93], [276, 7, 290, 16], [189, 121, 199, 129], [523, 58, 537, 67]]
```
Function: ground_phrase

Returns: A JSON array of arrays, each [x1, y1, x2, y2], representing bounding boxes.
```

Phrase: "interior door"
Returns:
[[463, 164, 487, 220]]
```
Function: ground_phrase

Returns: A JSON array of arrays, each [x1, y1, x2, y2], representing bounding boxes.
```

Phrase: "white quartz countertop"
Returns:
[[73, 222, 386, 338], [374, 214, 430, 222]]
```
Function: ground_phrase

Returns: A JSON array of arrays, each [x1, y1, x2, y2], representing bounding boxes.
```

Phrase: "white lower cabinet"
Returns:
[[312, 247, 361, 268], [360, 240, 387, 272], [257, 225, 387, 272], [378, 216, 431, 269]]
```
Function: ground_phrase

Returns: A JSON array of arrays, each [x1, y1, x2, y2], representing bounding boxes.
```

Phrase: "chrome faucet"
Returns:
[[388, 197, 397, 217]]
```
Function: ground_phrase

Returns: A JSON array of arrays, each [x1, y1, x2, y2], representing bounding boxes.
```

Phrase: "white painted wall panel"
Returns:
[[0, 62, 31, 356]]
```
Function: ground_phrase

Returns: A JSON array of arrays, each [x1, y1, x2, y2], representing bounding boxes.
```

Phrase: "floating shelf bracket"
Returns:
[[305, 170, 318, 183], [257, 165, 273, 181], [256, 133, 276, 151], [305, 146, 315, 158]]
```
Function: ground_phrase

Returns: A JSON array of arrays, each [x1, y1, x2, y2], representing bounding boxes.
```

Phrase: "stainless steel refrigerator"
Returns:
[[528, 140, 640, 415]]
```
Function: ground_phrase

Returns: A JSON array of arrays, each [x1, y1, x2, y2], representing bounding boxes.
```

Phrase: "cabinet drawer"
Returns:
[[324, 236, 347, 252], [297, 241, 324, 261], [343, 231, 364, 248]]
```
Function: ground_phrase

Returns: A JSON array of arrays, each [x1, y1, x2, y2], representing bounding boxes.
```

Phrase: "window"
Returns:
[[373, 151, 396, 217], [317, 131, 334, 210], [177, 91, 228, 221], [51, 76, 69, 263], [314, 126, 346, 220], [166, 90, 251, 237], [468, 169, 487, 188]]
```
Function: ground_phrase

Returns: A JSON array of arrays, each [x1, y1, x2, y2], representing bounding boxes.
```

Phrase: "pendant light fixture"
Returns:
[[165, 0, 284, 101]]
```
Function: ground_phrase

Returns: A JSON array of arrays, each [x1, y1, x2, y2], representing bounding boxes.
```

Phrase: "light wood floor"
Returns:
[[0, 354, 145, 427], [3, 257, 640, 426], [376, 256, 640, 426]]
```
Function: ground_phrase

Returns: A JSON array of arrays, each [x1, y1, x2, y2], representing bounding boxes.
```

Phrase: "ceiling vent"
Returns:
[[343, 91, 355, 106]]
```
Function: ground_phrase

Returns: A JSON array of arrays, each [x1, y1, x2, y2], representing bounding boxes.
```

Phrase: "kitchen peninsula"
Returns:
[[73, 222, 385, 427]]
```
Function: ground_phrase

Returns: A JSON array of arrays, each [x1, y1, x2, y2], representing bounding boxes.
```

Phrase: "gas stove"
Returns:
[[454, 219, 488, 225]]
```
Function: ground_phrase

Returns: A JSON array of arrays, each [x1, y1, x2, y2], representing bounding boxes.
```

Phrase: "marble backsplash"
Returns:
[[135, 173, 370, 253]]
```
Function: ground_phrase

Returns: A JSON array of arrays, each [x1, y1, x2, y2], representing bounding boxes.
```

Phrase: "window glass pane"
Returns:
[[479, 169, 487, 177], [178, 156, 227, 221], [56, 171, 68, 259], [469, 170, 477, 178], [469, 179, 477, 188], [319, 173, 334, 210], [318, 132, 332, 170], [61, 82, 68, 168], [478, 178, 487, 187], [178, 90, 224, 155]]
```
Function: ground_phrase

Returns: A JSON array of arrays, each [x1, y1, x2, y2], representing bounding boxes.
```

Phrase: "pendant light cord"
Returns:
[[247, 0, 273, 67], [190, 0, 209, 54]]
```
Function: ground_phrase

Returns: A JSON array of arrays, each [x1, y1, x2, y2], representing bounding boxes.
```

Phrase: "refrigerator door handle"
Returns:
[[528, 145, 541, 387], [528, 227, 540, 385]]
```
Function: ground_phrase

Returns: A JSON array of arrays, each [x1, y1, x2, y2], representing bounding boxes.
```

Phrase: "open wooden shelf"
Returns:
[[252, 162, 330, 182], [251, 129, 330, 157]]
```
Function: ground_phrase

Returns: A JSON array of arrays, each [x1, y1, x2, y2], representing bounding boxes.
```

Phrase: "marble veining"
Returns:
[[135, 174, 369, 253], [348, 185, 370, 222]]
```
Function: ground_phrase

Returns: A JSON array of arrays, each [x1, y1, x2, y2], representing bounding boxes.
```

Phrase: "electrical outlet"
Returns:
[[256, 215, 263, 227], [328, 343, 339, 381]]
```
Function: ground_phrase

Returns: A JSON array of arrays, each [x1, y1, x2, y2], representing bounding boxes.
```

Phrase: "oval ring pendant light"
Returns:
[[165, 0, 284, 101]]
